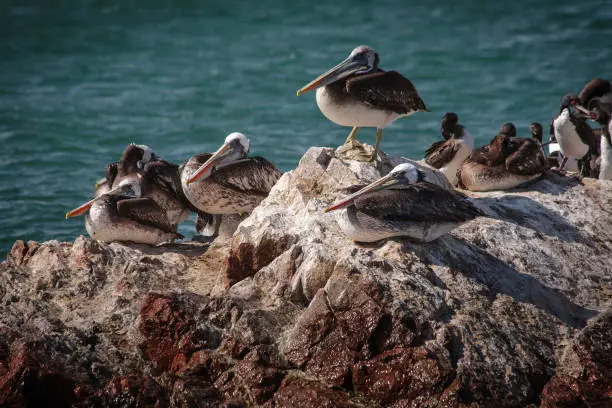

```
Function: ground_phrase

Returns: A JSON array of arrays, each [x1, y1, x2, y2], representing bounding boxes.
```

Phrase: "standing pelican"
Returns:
[[424, 112, 474, 186], [182, 132, 281, 218], [458, 133, 548, 191], [552, 94, 599, 176], [65, 178, 182, 244], [296, 45, 428, 161], [324, 163, 483, 243]]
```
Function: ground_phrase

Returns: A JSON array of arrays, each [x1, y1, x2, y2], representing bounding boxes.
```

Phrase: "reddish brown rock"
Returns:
[[138, 293, 222, 373], [272, 376, 362, 408], [540, 310, 612, 408], [76, 375, 169, 408], [352, 347, 453, 405]]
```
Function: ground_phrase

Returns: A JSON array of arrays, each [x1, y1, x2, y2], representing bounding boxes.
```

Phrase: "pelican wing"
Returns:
[[116, 197, 175, 233], [354, 183, 483, 223], [424, 139, 460, 169], [144, 160, 183, 197], [346, 71, 428, 114], [212, 157, 282, 196], [505, 138, 548, 175]]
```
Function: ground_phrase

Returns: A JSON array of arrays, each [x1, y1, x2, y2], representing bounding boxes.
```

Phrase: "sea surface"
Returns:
[[1, 0, 610, 258]]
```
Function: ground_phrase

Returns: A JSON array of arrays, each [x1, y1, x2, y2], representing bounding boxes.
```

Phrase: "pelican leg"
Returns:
[[343, 126, 360, 145], [370, 128, 384, 162]]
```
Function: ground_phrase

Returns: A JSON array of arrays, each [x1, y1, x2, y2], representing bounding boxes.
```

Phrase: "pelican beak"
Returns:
[[65, 184, 126, 219], [65, 198, 96, 219], [296, 55, 364, 96], [187, 143, 232, 185], [574, 104, 591, 116], [324, 174, 399, 213]]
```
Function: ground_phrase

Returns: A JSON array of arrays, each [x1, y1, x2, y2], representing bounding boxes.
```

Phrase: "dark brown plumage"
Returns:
[[116, 197, 177, 234], [344, 70, 429, 114], [580, 78, 612, 108], [352, 183, 483, 223], [425, 139, 462, 169]]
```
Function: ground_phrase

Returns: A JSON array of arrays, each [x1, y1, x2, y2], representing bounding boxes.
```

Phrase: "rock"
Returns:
[[0, 146, 611, 407]]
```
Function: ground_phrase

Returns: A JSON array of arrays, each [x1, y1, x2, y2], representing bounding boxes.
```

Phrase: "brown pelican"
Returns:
[[324, 163, 483, 243], [182, 132, 281, 217], [296, 45, 428, 161], [552, 94, 599, 176], [589, 96, 612, 179], [104, 144, 193, 230], [65, 178, 182, 244], [424, 112, 474, 186], [458, 133, 548, 191]]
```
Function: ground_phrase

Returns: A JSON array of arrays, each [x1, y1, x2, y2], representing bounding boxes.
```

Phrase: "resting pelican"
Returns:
[[182, 132, 281, 219], [458, 133, 548, 191], [296, 45, 428, 161], [66, 178, 182, 244], [325, 163, 484, 243]]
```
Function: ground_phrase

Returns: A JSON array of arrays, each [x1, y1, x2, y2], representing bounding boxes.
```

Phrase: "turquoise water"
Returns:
[[1, 0, 610, 258]]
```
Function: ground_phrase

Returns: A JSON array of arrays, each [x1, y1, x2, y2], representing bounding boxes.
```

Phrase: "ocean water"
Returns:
[[1, 0, 610, 258]]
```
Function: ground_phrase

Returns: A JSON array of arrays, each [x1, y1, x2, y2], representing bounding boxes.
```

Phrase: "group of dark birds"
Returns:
[[66, 46, 612, 244]]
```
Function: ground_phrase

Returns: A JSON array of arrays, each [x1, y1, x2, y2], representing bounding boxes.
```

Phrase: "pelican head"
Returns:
[[529, 122, 543, 143], [65, 178, 141, 219], [186, 132, 250, 184], [296, 45, 379, 96], [325, 163, 424, 213]]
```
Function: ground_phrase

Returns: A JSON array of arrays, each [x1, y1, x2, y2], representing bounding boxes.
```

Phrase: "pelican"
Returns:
[[324, 163, 484, 243], [182, 132, 281, 219], [424, 112, 474, 186], [65, 178, 182, 244], [103, 143, 193, 230], [458, 133, 548, 191], [589, 96, 612, 179], [552, 94, 599, 176], [296, 45, 428, 161]]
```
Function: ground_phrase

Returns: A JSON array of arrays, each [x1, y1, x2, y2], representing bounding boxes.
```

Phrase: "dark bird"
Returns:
[[182, 132, 281, 228], [529, 122, 543, 143], [423, 112, 474, 186], [458, 133, 548, 191], [579, 78, 612, 109], [551, 94, 599, 176], [296, 45, 428, 161], [324, 163, 484, 243], [65, 178, 183, 244], [499, 122, 517, 137]]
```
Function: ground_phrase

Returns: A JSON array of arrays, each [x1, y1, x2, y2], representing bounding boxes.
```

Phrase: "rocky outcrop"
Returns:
[[1, 146, 611, 407]]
